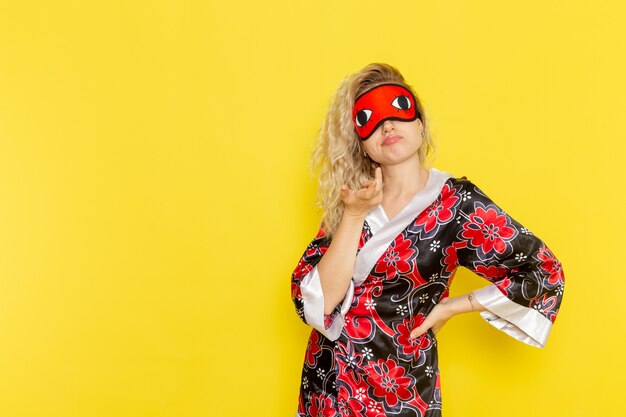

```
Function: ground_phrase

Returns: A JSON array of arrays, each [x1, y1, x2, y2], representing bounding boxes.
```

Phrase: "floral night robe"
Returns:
[[290, 167, 565, 417]]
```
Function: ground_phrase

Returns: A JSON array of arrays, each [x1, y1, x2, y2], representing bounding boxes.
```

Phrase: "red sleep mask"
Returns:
[[352, 83, 421, 140]]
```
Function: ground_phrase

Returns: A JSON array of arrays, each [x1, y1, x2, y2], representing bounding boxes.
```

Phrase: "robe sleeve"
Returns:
[[454, 179, 565, 348], [290, 223, 355, 341]]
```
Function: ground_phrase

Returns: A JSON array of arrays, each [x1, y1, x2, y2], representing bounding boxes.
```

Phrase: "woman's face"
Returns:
[[361, 118, 424, 166]]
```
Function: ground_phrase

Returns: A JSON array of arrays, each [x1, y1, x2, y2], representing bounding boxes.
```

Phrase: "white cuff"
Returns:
[[300, 265, 354, 341], [473, 284, 553, 348]]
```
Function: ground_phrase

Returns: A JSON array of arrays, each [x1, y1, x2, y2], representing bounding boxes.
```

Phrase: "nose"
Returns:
[[381, 120, 395, 134]]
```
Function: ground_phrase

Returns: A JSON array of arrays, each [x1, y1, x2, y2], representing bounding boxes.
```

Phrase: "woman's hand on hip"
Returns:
[[410, 297, 455, 339]]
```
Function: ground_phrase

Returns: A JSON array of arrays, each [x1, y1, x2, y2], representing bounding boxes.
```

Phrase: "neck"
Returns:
[[380, 156, 429, 197]]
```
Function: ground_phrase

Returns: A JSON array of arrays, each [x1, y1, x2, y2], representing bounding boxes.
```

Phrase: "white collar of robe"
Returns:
[[355, 167, 454, 284]]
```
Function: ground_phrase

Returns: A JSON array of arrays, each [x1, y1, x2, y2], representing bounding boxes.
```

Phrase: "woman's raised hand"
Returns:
[[340, 166, 383, 218]]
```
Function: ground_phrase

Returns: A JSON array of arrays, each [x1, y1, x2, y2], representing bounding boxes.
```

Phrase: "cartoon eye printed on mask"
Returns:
[[391, 95, 412, 111], [352, 83, 421, 140], [355, 109, 373, 127]]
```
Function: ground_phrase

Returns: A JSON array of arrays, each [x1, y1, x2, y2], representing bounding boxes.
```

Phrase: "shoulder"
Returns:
[[441, 174, 478, 197], [440, 175, 496, 211], [446, 174, 474, 189], [430, 169, 496, 209]]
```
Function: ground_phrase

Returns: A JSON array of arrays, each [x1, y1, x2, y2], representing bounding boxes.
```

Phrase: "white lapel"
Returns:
[[354, 167, 454, 283]]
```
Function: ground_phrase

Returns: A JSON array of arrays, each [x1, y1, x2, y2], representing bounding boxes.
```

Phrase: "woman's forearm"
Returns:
[[317, 212, 365, 315], [441, 291, 487, 315], [410, 289, 491, 339]]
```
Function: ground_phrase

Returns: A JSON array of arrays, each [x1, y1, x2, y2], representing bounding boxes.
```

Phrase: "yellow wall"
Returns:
[[0, 1, 623, 416]]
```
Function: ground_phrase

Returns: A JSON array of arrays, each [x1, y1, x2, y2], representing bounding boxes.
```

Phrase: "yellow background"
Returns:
[[0, 1, 623, 416]]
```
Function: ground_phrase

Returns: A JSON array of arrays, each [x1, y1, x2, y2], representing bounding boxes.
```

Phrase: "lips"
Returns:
[[383, 135, 402, 145]]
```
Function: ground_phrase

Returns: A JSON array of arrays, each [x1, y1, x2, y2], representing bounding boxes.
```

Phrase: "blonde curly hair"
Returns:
[[310, 63, 438, 239]]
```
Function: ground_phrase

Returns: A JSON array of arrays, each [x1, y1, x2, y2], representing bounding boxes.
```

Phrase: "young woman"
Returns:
[[290, 63, 565, 417]]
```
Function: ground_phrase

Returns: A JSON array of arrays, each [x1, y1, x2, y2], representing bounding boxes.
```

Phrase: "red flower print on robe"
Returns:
[[365, 358, 416, 407], [413, 183, 459, 234], [460, 201, 517, 258], [337, 385, 366, 416], [532, 293, 559, 323], [373, 235, 416, 279], [393, 314, 432, 365], [364, 400, 386, 417], [305, 330, 322, 367], [443, 244, 459, 274], [494, 276, 513, 295], [472, 263, 509, 281], [307, 393, 336, 417], [537, 245, 565, 286]]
